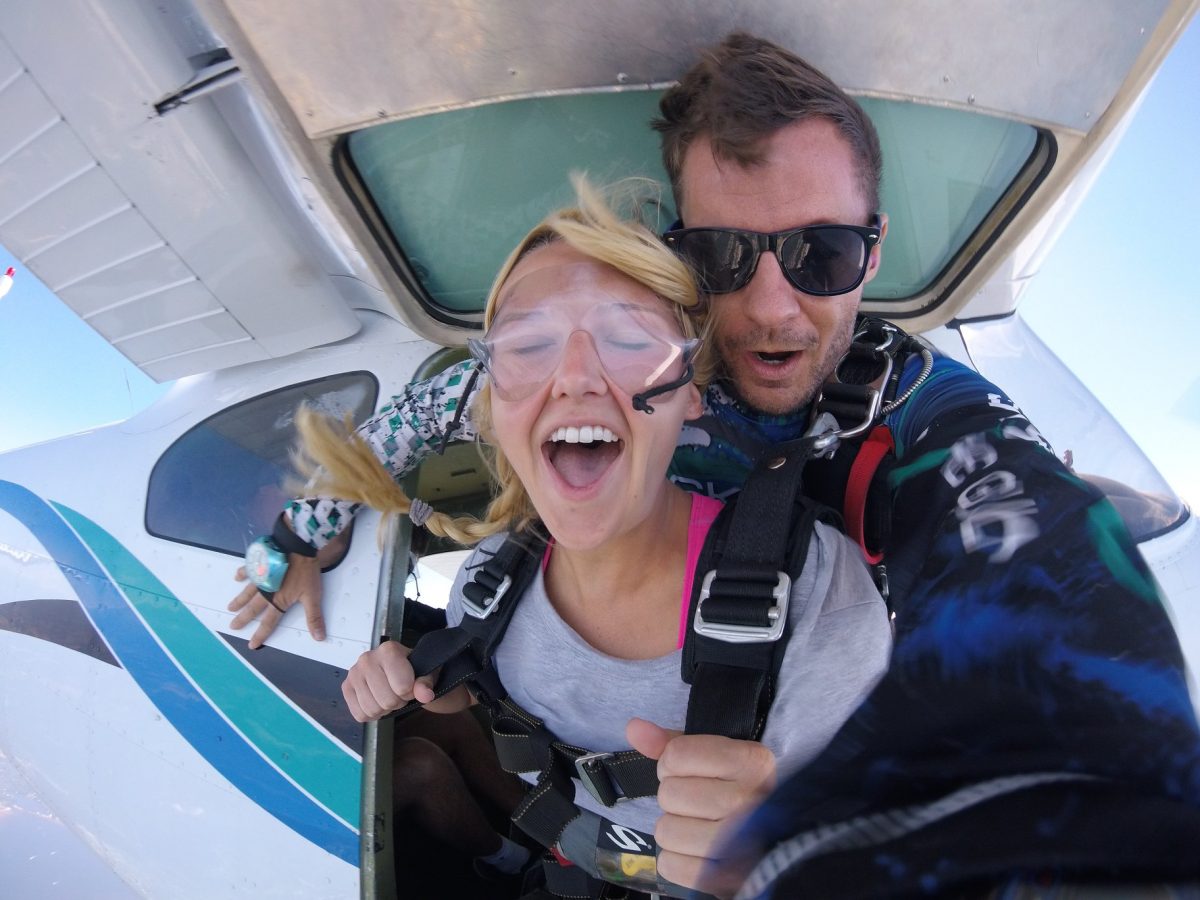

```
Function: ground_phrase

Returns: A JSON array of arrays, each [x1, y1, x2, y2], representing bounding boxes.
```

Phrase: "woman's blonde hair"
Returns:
[[294, 175, 709, 546]]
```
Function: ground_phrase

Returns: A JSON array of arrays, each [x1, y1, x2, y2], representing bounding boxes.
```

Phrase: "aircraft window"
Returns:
[[860, 98, 1038, 300], [339, 92, 1038, 322], [145, 372, 379, 556]]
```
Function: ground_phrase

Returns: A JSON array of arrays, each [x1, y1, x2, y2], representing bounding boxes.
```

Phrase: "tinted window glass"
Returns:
[[345, 91, 673, 316], [146, 373, 378, 555], [862, 98, 1037, 299], [344, 92, 1037, 314]]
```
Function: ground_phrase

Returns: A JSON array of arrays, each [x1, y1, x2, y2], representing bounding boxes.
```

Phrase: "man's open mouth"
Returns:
[[755, 351, 797, 365], [544, 425, 623, 488]]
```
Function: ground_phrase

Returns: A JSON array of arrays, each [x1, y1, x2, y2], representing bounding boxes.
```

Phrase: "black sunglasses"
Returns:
[[663, 216, 882, 297]]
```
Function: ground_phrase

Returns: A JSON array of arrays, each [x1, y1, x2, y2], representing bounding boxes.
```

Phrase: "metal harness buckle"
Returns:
[[460, 573, 512, 619], [807, 321, 899, 454], [574, 751, 626, 807], [693, 570, 791, 643]]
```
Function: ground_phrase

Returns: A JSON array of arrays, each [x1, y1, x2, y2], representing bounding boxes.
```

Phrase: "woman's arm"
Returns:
[[342, 640, 475, 721]]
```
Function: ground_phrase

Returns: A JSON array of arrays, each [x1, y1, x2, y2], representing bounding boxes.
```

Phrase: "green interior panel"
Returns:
[[348, 92, 674, 314]]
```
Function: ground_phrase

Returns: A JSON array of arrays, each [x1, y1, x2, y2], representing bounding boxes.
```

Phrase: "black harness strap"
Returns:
[[489, 696, 656, 848], [399, 532, 543, 716], [403, 532, 660, 850], [682, 444, 825, 740]]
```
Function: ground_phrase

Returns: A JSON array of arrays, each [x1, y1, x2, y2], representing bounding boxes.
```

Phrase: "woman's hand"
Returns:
[[342, 641, 472, 722], [627, 717, 776, 898]]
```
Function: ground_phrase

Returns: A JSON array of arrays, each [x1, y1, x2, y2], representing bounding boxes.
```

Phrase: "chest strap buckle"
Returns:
[[693, 569, 791, 643], [574, 751, 627, 807]]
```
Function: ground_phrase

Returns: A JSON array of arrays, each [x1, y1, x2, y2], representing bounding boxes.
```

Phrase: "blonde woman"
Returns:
[[310, 181, 890, 898]]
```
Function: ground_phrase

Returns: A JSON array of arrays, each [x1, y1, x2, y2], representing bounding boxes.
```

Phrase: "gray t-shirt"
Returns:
[[446, 519, 891, 835]]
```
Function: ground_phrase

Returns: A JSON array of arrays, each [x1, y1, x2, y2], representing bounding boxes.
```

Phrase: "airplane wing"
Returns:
[[3, 2, 1196, 383], [0, 10, 382, 382]]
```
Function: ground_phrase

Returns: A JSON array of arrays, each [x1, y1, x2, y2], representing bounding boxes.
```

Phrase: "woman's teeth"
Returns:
[[548, 425, 617, 444]]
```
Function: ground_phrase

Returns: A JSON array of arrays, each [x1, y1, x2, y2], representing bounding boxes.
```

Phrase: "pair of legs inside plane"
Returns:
[[392, 707, 531, 884]]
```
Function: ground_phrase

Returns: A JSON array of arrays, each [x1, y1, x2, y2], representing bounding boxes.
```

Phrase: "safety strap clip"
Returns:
[[574, 751, 627, 808]]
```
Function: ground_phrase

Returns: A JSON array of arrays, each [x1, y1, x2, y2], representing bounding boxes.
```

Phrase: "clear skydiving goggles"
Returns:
[[468, 264, 701, 414]]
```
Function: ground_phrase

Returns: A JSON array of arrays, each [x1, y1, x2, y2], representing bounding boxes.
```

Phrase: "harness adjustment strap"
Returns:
[[694, 568, 790, 640], [682, 446, 816, 741], [574, 752, 660, 808], [492, 710, 659, 808], [399, 532, 545, 714], [461, 570, 513, 618]]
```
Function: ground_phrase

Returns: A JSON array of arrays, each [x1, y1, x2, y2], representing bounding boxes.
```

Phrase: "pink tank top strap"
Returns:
[[678, 494, 725, 648]]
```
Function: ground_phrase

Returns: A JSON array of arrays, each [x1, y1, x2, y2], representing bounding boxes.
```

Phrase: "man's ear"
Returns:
[[864, 212, 888, 283]]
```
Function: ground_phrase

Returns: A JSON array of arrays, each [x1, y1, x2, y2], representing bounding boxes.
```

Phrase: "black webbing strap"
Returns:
[[682, 444, 822, 740], [402, 530, 662, 852], [491, 700, 659, 798], [389, 532, 544, 718], [486, 694, 659, 849]]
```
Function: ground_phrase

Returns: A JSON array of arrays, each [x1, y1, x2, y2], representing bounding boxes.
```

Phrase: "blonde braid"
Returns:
[[293, 407, 504, 546]]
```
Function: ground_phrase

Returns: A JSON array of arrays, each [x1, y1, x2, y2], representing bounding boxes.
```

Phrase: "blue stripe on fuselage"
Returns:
[[0, 480, 358, 865]]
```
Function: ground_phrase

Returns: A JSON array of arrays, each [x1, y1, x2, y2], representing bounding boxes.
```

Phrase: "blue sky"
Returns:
[[0, 17, 1197, 513], [1020, 15, 1200, 509]]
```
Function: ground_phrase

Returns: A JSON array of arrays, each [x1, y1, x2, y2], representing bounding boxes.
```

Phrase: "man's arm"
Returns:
[[729, 358, 1200, 896], [284, 357, 483, 549], [227, 358, 483, 644]]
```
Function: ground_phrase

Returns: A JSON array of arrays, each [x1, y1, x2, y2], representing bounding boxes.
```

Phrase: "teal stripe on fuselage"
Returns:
[[52, 502, 361, 828]]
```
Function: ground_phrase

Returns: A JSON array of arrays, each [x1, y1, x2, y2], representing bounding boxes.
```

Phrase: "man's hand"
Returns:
[[341, 641, 471, 722], [626, 717, 776, 898], [228, 526, 352, 649], [229, 554, 325, 649]]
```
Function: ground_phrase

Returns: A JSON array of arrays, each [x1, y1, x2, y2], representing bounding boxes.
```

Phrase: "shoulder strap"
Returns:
[[681, 443, 829, 741], [405, 529, 544, 706]]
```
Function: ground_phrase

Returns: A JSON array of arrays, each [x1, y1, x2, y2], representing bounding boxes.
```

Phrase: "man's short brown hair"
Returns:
[[655, 32, 883, 217]]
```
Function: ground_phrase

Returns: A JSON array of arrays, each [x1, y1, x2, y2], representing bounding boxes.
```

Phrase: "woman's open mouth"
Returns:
[[544, 425, 623, 488]]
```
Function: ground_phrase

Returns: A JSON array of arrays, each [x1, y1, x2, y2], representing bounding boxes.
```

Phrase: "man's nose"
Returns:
[[550, 330, 609, 398], [739, 251, 807, 329]]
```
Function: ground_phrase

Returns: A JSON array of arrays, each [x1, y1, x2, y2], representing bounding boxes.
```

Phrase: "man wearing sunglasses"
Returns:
[[650, 32, 1200, 900], [231, 31, 1200, 898]]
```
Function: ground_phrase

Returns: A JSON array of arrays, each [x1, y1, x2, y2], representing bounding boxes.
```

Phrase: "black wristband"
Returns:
[[272, 513, 318, 558], [259, 589, 285, 612]]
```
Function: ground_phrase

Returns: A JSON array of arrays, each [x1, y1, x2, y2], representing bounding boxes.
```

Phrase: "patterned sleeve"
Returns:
[[283, 358, 483, 549], [731, 356, 1200, 897]]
